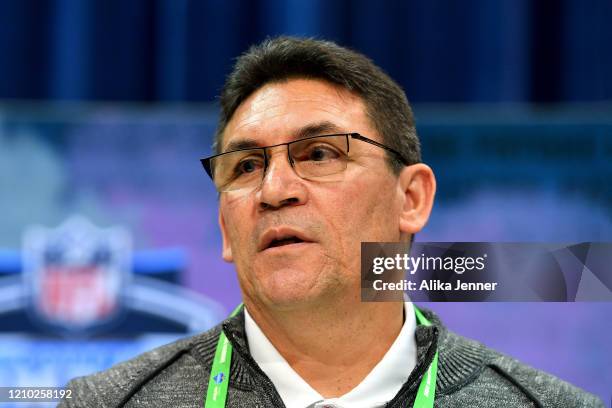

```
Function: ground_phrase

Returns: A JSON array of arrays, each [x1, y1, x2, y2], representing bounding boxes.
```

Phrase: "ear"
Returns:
[[397, 163, 436, 235], [219, 210, 234, 263]]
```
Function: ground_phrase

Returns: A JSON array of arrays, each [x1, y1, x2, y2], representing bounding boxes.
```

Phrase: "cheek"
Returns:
[[328, 178, 399, 242], [221, 196, 257, 249]]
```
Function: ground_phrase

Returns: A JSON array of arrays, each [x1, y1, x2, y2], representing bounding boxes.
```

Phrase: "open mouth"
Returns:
[[259, 228, 313, 252], [267, 236, 304, 249]]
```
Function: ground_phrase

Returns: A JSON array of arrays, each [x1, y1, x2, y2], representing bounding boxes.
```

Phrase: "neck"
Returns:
[[245, 294, 404, 398]]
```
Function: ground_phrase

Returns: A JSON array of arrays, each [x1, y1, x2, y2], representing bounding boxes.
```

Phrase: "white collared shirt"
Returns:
[[244, 302, 417, 408]]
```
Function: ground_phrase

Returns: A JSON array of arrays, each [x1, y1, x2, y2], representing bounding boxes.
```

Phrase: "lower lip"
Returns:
[[262, 242, 313, 253]]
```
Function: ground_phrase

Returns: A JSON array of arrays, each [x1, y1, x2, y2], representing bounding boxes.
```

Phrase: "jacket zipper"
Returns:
[[386, 326, 439, 408], [224, 324, 439, 408], [224, 329, 288, 408]]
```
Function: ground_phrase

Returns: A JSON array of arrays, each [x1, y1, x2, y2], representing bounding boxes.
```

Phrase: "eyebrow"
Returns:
[[222, 121, 344, 153]]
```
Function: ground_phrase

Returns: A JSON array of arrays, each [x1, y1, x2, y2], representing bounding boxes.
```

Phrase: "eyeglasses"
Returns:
[[200, 133, 409, 193]]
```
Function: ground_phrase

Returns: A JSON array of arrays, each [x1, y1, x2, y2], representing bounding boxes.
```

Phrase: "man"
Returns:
[[61, 37, 604, 407]]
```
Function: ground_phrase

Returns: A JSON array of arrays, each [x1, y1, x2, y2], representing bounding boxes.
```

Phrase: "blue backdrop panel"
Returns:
[[0, 0, 610, 103]]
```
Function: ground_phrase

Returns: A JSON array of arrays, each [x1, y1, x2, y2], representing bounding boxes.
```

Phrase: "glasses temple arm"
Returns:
[[349, 133, 411, 165]]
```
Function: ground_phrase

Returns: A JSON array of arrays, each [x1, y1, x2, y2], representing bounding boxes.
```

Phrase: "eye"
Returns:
[[235, 157, 264, 175], [303, 145, 341, 161]]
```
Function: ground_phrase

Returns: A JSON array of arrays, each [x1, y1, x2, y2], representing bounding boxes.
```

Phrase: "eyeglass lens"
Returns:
[[211, 135, 350, 192]]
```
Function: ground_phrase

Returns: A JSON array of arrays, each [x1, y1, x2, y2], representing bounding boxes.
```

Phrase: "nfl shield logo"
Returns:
[[22, 216, 131, 334]]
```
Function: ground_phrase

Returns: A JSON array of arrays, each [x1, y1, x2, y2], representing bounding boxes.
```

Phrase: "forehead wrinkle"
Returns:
[[223, 78, 371, 152], [223, 120, 345, 153], [233, 98, 347, 131], [230, 108, 287, 136], [230, 81, 359, 129], [226, 105, 350, 152]]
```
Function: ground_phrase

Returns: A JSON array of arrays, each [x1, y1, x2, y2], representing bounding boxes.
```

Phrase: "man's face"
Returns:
[[219, 78, 408, 309]]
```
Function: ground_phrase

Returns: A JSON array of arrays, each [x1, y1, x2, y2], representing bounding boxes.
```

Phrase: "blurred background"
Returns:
[[0, 0, 610, 406]]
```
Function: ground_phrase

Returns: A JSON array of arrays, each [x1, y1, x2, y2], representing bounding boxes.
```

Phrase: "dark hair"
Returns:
[[215, 36, 421, 173]]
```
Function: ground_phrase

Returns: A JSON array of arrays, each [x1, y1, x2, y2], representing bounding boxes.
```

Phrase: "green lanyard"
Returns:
[[205, 304, 243, 408], [204, 304, 438, 408], [413, 307, 439, 408]]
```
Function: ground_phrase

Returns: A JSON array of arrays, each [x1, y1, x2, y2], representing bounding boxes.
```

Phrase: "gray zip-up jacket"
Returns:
[[59, 308, 604, 407]]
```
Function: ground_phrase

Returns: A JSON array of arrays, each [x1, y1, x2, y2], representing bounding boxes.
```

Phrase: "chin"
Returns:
[[256, 266, 329, 308]]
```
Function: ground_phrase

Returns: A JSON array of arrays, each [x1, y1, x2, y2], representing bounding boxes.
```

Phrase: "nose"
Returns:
[[255, 147, 308, 211]]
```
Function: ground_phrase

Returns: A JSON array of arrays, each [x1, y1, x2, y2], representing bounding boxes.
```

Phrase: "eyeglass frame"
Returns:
[[200, 132, 411, 189]]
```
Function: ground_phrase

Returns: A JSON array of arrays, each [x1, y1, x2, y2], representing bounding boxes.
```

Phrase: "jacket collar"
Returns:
[[220, 305, 492, 399]]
